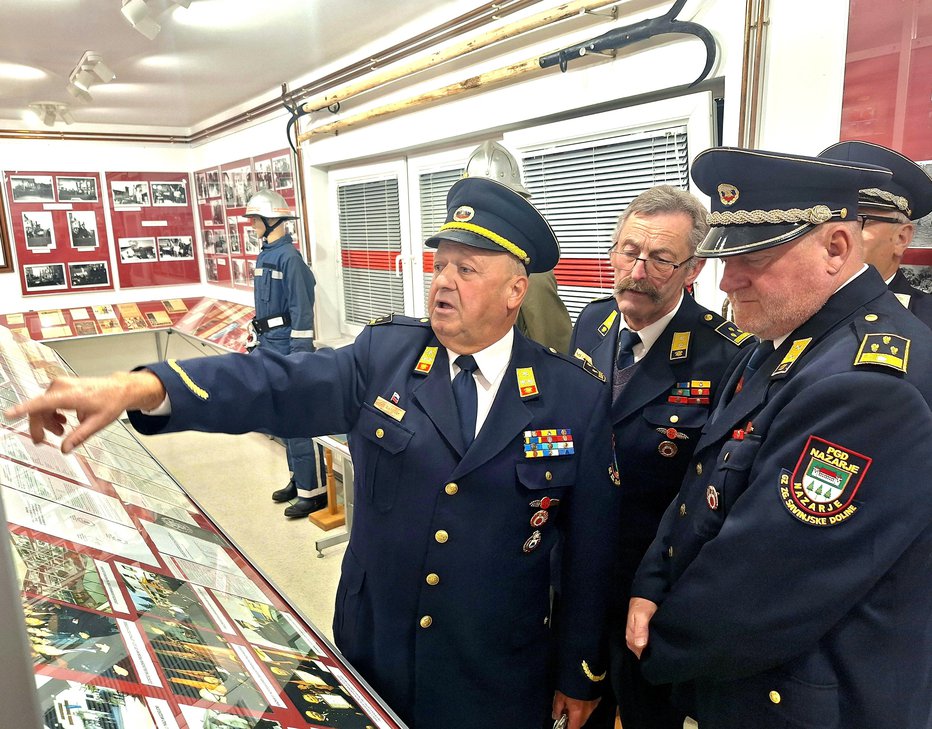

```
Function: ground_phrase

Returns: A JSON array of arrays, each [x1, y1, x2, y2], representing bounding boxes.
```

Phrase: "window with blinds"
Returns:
[[522, 125, 690, 321], [417, 167, 463, 307], [336, 177, 405, 325]]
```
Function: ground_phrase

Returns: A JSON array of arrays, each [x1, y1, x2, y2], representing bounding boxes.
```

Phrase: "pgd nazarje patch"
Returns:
[[780, 436, 871, 526]]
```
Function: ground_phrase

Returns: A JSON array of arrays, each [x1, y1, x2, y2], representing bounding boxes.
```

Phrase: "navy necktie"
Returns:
[[744, 340, 772, 378], [613, 329, 641, 401], [452, 355, 479, 447], [616, 329, 641, 370]]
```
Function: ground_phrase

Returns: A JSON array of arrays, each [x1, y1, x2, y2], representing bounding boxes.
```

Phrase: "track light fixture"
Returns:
[[121, 0, 161, 40], [66, 51, 114, 102], [28, 102, 74, 127]]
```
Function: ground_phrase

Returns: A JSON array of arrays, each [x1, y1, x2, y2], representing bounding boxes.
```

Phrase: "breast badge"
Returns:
[[780, 436, 872, 526]]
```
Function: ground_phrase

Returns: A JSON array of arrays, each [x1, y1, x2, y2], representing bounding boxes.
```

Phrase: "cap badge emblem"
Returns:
[[718, 183, 739, 206], [453, 205, 475, 222]]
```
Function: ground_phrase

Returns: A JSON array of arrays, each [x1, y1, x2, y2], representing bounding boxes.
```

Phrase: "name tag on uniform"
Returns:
[[374, 396, 405, 422]]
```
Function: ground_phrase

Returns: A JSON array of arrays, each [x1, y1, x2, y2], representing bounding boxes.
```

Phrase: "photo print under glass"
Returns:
[[67, 210, 98, 248], [24, 263, 67, 291], [157, 236, 194, 260], [119, 236, 157, 262], [57, 175, 99, 202], [273, 155, 293, 189], [111, 180, 151, 208], [69, 261, 110, 288], [151, 181, 188, 206], [10, 174, 54, 202], [22, 210, 56, 250]]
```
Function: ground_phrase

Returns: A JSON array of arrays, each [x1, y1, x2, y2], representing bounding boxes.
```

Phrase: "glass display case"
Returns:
[[0, 325, 405, 729]]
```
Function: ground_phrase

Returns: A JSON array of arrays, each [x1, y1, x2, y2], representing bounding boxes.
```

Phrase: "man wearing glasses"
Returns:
[[819, 140, 932, 329], [568, 185, 751, 729]]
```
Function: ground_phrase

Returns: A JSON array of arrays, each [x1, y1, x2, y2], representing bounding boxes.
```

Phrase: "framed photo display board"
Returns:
[[4, 171, 114, 296], [195, 148, 298, 291], [105, 172, 200, 288]]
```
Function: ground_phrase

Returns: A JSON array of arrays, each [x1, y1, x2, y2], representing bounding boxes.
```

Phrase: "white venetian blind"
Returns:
[[522, 125, 690, 321], [417, 167, 463, 307], [337, 177, 405, 325]]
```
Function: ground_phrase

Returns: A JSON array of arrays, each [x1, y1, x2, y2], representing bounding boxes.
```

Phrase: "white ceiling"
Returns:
[[0, 0, 479, 134]]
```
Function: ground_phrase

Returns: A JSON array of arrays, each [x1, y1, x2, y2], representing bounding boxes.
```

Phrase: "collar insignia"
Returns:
[[670, 331, 690, 361], [414, 346, 438, 375]]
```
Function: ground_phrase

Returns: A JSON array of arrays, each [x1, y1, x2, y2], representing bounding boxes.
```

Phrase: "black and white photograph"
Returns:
[[151, 181, 188, 206], [196, 171, 209, 200], [24, 262, 67, 291], [10, 174, 54, 202], [206, 169, 221, 198], [228, 218, 241, 253], [203, 228, 228, 255], [111, 180, 150, 207], [273, 154, 293, 189], [57, 175, 99, 202], [232, 258, 247, 285], [119, 236, 157, 262], [244, 226, 260, 255], [69, 260, 110, 288], [157, 235, 194, 260], [254, 158, 273, 191], [204, 256, 219, 282], [210, 200, 224, 224], [22, 210, 56, 250], [67, 210, 99, 248]]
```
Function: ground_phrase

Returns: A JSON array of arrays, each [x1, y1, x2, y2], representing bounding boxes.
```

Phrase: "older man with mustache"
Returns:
[[567, 185, 751, 729]]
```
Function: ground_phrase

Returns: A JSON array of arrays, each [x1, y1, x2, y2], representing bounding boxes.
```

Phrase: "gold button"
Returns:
[[769, 690, 781, 704], [679, 503, 687, 517], [864, 314, 878, 322], [435, 530, 449, 543], [545, 471, 553, 481], [670, 415, 679, 424], [420, 317, 429, 322], [704, 314, 713, 321], [445, 482, 458, 495], [375, 428, 384, 438], [667, 546, 675, 557], [696, 463, 703, 476], [426, 573, 440, 586], [420, 615, 433, 628]]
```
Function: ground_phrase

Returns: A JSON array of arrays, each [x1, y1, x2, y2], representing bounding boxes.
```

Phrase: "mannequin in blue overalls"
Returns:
[[245, 189, 326, 518]]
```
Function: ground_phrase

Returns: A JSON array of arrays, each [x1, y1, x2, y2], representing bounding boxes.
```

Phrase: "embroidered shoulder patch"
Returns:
[[167, 359, 209, 400], [779, 436, 871, 526], [598, 309, 618, 337], [854, 333, 909, 372], [714, 320, 754, 346]]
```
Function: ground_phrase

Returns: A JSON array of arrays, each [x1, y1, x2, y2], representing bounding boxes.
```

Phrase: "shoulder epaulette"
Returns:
[[854, 332, 910, 373], [590, 292, 615, 303], [700, 312, 754, 346], [367, 314, 431, 327], [546, 346, 606, 382]]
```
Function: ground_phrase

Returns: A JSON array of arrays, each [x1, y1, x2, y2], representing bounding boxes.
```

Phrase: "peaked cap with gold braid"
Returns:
[[691, 147, 892, 257], [425, 177, 560, 273]]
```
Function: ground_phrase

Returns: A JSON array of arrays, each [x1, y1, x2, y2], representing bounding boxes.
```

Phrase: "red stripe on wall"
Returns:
[[344, 248, 612, 288]]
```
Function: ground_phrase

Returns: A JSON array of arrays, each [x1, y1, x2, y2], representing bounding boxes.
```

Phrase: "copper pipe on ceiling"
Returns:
[[0, 1, 541, 146]]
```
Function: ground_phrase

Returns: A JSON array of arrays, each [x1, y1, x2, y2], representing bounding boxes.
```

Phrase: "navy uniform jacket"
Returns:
[[254, 233, 316, 354], [570, 294, 750, 591], [128, 317, 618, 729], [632, 268, 932, 729], [888, 268, 932, 330]]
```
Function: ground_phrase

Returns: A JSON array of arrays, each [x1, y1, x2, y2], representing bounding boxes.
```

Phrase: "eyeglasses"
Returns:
[[610, 247, 694, 277], [858, 214, 904, 229]]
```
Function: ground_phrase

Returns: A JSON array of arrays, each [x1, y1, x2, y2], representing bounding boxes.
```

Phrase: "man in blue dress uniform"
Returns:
[[10, 177, 618, 729], [819, 140, 932, 330], [626, 148, 932, 729], [243, 189, 326, 518], [569, 185, 750, 729]]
